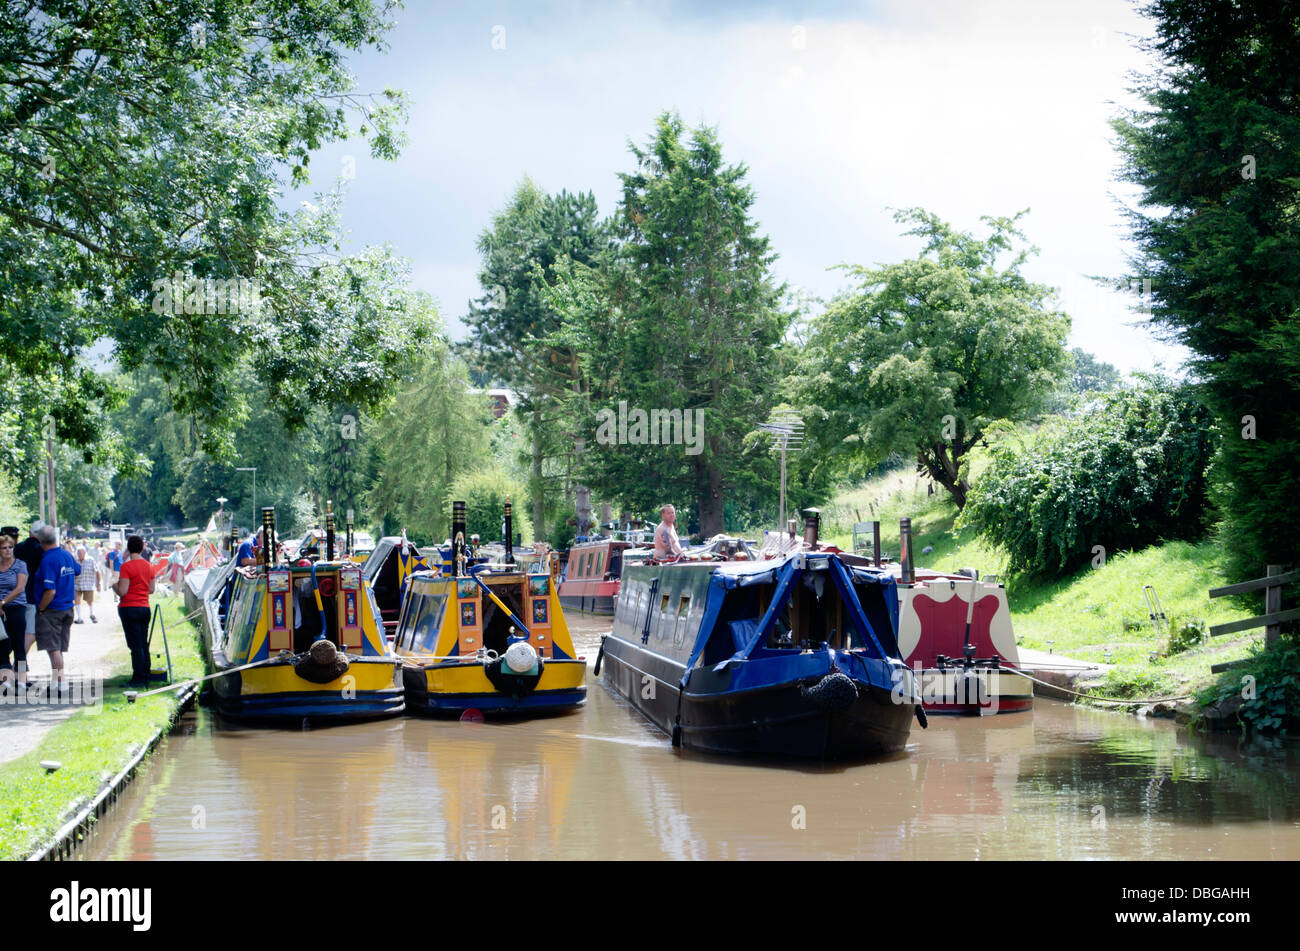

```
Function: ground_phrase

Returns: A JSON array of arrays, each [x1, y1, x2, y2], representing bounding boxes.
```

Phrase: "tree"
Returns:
[[1068, 348, 1122, 395], [960, 378, 1217, 578], [465, 180, 614, 539], [546, 113, 789, 535], [365, 341, 493, 542], [0, 1, 421, 456], [792, 208, 1069, 509], [1112, 0, 1300, 582]]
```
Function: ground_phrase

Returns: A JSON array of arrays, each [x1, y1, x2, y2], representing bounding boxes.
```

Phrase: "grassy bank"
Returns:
[[0, 596, 203, 860], [819, 470, 1259, 707]]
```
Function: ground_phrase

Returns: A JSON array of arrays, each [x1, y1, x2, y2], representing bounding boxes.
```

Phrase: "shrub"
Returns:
[[959, 377, 1217, 578], [445, 468, 533, 545], [1167, 617, 1208, 655], [1195, 635, 1300, 734]]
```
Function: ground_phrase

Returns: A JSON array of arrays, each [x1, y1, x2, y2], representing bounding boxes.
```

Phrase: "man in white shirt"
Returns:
[[654, 504, 684, 562]]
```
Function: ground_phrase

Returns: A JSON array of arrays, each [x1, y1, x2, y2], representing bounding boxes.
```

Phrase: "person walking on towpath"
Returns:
[[14, 522, 45, 656], [114, 535, 156, 688], [32, 524, 79, 693], [0, 533, 29, 689], [74, 546, 98, 624]]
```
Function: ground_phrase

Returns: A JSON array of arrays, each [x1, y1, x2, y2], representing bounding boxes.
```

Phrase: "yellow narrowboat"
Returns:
[[208, 507, 404, 723], [394, 501, 586, 715]]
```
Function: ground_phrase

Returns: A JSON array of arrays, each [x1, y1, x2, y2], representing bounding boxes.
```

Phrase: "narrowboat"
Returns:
[[597, 546, 924, 759], [854, 517, 1033, 716], [205, 507, 404, 723], [394, 500, 586, 715], [557, 536, 631, 615], [363, 535, 436, 639]]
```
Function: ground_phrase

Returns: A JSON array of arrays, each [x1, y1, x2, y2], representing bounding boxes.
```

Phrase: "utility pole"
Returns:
[[42, 415, 57, 541]]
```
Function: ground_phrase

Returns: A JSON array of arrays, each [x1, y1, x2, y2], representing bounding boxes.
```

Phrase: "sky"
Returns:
[[291, 0, 1184, 374]]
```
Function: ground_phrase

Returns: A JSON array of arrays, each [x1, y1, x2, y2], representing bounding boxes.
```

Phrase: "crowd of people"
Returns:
[[0, 521, 166, 693]]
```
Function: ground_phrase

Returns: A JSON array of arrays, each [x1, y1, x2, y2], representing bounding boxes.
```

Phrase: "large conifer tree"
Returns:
[[1113, 0, 1300, 580]]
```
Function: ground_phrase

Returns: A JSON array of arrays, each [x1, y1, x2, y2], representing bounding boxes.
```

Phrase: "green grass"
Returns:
[[820, 475, 1259, 706], [0, 595, 203, 860]]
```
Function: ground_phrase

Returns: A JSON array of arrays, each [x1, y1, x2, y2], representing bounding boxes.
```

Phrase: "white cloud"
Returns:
[[310, 0, 1184, 373]]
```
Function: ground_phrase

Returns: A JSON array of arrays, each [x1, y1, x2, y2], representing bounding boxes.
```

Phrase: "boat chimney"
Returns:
[[325, 500, 335, 561], [346, 508, 354, 555], [872, 520, 882, 567], [229, 524, 238, 558], [899, 517, 914, 584], [261, 506, 277, 568], [802, 508, 821, 549], [503, 497, 515, 565], [452, 500, 467, 576]]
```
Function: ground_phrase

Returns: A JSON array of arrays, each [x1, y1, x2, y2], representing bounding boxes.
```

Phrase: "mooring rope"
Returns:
[[1003, 666, 1193, 705], [125, 656, 284, 701]]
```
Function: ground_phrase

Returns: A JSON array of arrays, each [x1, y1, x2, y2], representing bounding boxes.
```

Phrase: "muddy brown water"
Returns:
[[79, 616, 1300, 860]]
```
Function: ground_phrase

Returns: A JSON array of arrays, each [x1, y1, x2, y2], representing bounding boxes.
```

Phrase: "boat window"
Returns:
[[595, 551, 605, 578], [409, 593, 449, 653], [673, 595, 691, 648]]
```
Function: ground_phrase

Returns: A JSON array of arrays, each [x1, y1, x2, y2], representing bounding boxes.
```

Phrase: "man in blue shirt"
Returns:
[[235, 532, 259, 567], [33, 524, 79, 690]]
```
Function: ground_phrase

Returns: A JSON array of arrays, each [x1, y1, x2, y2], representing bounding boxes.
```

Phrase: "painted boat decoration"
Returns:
[[394, 500, 586, 715], [893, 566, 1033, 715], [851, 516, 1033, 716], [207, 507, 404, 723], [597, 549, 924, 759]]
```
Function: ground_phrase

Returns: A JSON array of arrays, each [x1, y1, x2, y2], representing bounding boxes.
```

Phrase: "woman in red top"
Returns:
[[114, 535, 155, 687]]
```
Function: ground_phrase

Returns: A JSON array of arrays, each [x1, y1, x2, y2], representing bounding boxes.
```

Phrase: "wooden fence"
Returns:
[[1207, 565, 1297, 671]]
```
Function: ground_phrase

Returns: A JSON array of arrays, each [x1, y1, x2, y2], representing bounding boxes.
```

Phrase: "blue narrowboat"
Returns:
[[597, 550, 924, 758]]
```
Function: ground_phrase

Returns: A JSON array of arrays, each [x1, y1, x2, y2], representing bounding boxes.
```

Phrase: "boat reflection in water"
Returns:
[[598, 545, 924, 758]]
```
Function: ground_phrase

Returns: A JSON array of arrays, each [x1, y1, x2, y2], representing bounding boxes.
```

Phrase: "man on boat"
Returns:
[[235, 532, 260, 567], [654, 504, 684, 562]]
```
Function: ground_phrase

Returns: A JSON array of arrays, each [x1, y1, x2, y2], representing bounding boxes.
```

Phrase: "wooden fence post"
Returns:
[[1266, 564, 1283, 646]]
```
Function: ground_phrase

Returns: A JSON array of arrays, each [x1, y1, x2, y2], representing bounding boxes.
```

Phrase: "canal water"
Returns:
[[81, 617, 1300, 860]]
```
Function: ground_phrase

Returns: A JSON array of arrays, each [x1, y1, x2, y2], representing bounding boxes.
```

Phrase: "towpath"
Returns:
[[0, 596, 136, 766]]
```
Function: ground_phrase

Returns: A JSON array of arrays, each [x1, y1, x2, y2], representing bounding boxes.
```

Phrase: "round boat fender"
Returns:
[[292, 638, 351, 684], [671, 720, 682, 747], [593, 636, 606, 676], [484, 642, 544, 698], [802, 670, 858, 712], [914, 704, 928, 729]]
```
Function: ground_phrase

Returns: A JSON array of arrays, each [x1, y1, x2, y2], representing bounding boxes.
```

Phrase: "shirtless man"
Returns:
[[653, 504, 684, 562]]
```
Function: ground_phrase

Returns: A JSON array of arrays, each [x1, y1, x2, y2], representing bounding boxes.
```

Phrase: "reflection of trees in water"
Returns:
[[1016, 727, 1300, 824]]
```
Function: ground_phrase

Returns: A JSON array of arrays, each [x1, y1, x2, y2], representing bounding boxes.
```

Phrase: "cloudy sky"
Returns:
[[294, 0, 1183, 373]]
